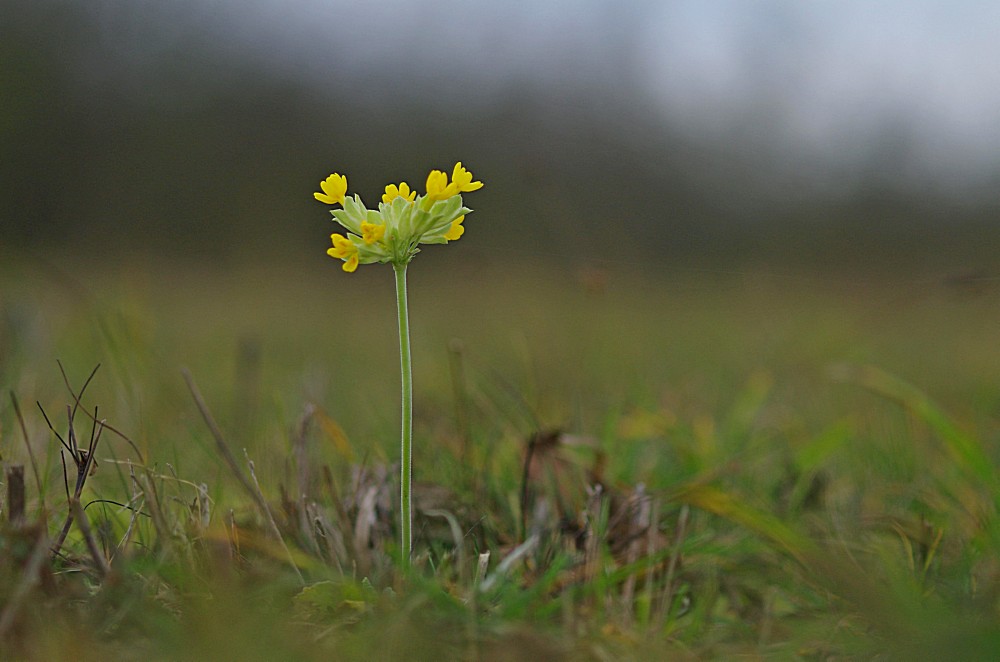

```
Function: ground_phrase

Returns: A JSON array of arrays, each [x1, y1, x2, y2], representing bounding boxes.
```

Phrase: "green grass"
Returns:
[[2, 252, 1000, 660]]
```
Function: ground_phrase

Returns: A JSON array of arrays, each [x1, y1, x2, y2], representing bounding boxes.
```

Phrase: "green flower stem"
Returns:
[[393, 262, 413, 565]]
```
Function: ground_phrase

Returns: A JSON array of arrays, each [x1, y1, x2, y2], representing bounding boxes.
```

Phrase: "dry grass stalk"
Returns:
[[321, 465, 356, 565], [5, 465, 25, 526], [480, 534, 539, 592], [620, 485, 651, 623], [56, 362, 145, 462], [244, 450, 305, 585], [641, 497, 662, 624], [9, 392, 45, 519], [184, 368, 305, 582], [294, 403, 315, 502], [344, 464, 394, 571], [181, 368, 268, 514], [225, 508, 240, 562], [308, 503, 347, 573], [135, 470, 172, 546], [70, 498, 111, 577], [353, 485, 379, 572], [475, 551, 491, 587], [659, 503, 690, 623], [290, 405, 324, 559], [582, 484, 605, 587], [114, 460, 145, 557], [42, 398, 104, 558]]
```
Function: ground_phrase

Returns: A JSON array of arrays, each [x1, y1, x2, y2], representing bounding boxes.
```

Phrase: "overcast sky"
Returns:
[[17, 0, 1000, 198], [167, 0, 998, 186]]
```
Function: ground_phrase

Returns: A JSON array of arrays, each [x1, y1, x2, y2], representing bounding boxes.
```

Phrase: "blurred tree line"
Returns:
[[2, 0, 998, 272]]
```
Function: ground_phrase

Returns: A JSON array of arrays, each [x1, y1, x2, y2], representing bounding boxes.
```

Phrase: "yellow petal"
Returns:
[[426, 170, 449, 199], [328, 233, 360, 272], [382, 184, 400, 204], [444, 215, 465, 241], [383, 182, 417, 204], [451, 163, 483, 192], [328, 233, 357, 259], [315, 173, 348, 205]]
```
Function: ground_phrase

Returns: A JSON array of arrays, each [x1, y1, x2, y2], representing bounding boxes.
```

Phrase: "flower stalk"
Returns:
[[394, 262, 413, 562], [313, 162, 483, 566]]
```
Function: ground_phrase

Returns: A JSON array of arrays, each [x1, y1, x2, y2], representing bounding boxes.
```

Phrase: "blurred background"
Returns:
[[2, 0, 999, 272]]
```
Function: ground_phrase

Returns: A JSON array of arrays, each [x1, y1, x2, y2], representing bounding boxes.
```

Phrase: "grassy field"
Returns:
[[2, 251, 1000, 660]]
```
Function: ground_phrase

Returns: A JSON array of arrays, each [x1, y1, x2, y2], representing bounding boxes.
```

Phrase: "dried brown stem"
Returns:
[[70, 498, 111, 577], [56, 361, 145, 463], [245, 450, 304, 585], [49, 409, 104, 558], [181, 368, 268, 514], [5, 465, 25, 525], [9, 392, 45, 516]]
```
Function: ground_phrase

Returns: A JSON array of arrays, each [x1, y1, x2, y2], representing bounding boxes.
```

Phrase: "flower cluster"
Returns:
[[314, 163, 483, 272]]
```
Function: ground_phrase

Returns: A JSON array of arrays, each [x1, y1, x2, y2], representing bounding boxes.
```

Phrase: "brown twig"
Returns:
[[47, 402, 105, 558], [9, 391, 45, 517], [56, 361, 145, 463], [70, 499, 111, 577], [57, 361, 98, 421], [5, 465, 25, 525]]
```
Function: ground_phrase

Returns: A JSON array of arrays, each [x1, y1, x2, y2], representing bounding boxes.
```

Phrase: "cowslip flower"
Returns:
[[450, 162, 483, 194], [382, 182, 417, 204], [314, 173, 348, 206], [312, 163, 483, 566], [314, 163, 482, 272], [421, 162, 484, 209], [424, 169, 454, 202], [326, 233, 359, 272], [443, 215, 465, 242]]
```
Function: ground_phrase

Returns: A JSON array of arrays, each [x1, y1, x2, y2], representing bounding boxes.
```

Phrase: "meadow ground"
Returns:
[[1, 251, 1000, 660]]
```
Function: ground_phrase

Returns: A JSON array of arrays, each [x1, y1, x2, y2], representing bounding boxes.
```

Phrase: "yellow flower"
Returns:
[[315, 173, 348, 206], [424, 163, 483, 207], [318, 162, 482, 270], [382, 182, 416, 204], [327, 233, 359, 272], [450, 162, 483, 193], [443, 215, 465, 242], [361, 221, 386, 245], [425, 169, 454, 201]]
